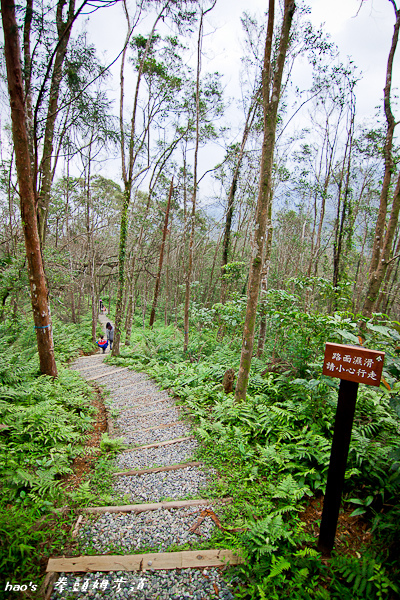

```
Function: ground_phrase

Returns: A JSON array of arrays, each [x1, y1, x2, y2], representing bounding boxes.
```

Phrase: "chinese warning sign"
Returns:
[[322, 343, 385, 386]]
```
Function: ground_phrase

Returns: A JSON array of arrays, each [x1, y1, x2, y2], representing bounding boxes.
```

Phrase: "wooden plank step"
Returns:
[[86, 368, 127, 381], [123, 405, 176, 417], [74, 363, 111, 372], [113, 381, 151, 392], [111, 383, 145, 393], [47, 549, 243, 573], [123, 397, 171, 410], [83, 497, 232, 514], [125, 420, 185, 434], [123, 436, 195, 452], [113, 461, 202, 477]]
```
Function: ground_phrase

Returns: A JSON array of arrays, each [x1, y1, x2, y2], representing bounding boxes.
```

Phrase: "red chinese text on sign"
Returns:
[[322, 343, 385, 387]]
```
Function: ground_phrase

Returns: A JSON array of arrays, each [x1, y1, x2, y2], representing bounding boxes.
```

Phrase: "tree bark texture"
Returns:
[[2, 0, 58, 377], [112, 187, 130, 356], [256, 221, 273, 358], [235, 0, 295, 402]]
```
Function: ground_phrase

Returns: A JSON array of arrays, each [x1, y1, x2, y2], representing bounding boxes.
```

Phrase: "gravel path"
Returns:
[[54, 332, 235, 600], [51, 568, 234, 599], [112, 466, 215, 503], [116, 439, 199, 470], [118, 423, 192, 447], [78, 506, 216, 553]]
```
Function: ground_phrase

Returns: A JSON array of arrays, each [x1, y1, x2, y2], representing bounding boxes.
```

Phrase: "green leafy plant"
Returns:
[[99, 432, 126, 453]]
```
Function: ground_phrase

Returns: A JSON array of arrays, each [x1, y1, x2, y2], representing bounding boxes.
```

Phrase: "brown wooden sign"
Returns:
[[322, 342, 385, 386], [318, 341, 385, 555]]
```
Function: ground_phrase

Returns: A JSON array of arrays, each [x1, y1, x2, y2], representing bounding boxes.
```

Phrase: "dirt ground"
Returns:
[[299, 493, 372, 556], [60, 384, 107, 493]]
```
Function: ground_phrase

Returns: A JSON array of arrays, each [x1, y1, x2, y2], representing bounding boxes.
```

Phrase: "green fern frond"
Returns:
[[267, 555, 291, 579]]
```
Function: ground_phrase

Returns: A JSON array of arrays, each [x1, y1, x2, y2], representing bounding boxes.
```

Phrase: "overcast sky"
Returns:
[[86, 0, 400, 117], [80, 0, 400, 200]]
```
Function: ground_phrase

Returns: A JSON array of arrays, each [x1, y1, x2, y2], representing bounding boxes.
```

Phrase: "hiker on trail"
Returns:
[[96, 335, 108, 354], [106, 322, 114, 351]]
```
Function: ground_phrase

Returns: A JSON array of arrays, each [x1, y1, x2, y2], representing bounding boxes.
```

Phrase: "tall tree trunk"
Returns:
[[235, 0, 295, 402], [23, 0, 34, 155], [362, 2, 400, 318], [184, 5, 213, 352], [149, 179, 173, 327], [220, 98, 258, 303], [203, 230, 223, 306], [85, 133, 97, 342], [256, 221, 273, 357], [377, 231, 400, 311], [113, 2, 167, 356], [332, 111, 354, 311], [36, 0, 77, 245], [362, 173, 400, 317], [2, 0, 57, 377], [164, 218, 172, 325], [113, 187, 131, 355], [70, 287, 77, 324]]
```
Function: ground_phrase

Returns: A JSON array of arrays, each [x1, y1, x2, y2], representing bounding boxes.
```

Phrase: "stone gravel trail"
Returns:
[[50, 315, 236, 600]]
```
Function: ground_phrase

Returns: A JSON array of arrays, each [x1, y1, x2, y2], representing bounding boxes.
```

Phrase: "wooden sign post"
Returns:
[[317, 343, 385, 556]]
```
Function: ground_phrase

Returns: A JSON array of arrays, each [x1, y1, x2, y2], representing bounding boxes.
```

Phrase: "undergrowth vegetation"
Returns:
[[107, 296, 400, 599], [0, 313, 98, 596], [1, 290, 400, 599]]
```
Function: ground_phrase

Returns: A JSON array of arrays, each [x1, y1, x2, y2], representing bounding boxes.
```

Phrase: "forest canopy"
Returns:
[[1, 0, 400, 598]]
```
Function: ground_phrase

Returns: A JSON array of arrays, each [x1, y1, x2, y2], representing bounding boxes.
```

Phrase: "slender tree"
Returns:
[[183, 0, 217, 352], [113, 0, 182, 355], [149, 178, 174, 326], [235, 0, 296, 402], [220, 97, 259, 303], [1, 0, 58, 376], [362, 0, 400, 318]]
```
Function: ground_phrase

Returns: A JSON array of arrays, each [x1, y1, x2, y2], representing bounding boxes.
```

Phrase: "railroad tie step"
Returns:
[[83, 497, 233, 514], [112, 461, 202, 477], [124, 420, 186, 434], [121, 397, 171, 409], [72, 363, 111, 373], [123, 436, 195, 452], [47, 548, 243, 573], [121, 403, 173, 418], [86, 367, 128, 381]]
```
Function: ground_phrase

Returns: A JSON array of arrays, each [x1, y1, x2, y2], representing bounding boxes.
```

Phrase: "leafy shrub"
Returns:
[[100, 432, 126, 453]]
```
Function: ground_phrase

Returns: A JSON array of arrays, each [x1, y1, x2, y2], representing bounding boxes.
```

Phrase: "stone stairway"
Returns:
[[45, 334, 242, 600]]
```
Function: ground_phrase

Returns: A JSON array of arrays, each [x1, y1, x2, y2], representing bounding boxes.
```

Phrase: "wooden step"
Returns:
[[123, 436, 195, 452], [113, 461, 202, 477], [123, 405, 176, 417], [86, 367, 127, 381], [124, 420, 185, 434], [73, 363, 111, 373], [47, 548, 243, 573], [113, 381, 151, 392], [83, 497, 232, 514], [122, 396, 172, 410]]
